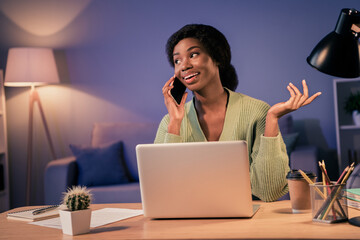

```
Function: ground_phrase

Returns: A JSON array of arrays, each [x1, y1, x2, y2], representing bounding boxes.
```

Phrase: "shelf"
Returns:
[[334, 78, 360, 173], [340, 125, 360, 130]]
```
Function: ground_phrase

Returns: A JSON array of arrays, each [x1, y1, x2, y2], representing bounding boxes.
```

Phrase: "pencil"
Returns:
[[318, 161, 331, 185], [321, 166, 354, 220], [297, 169, 346, 219], [322, 165, 353, 219], [319, 161, 328, 197], [336, 166, 349, 184], [298, 170, 325, 199], [320, 160, 336, 220], [321, 160, 326, 184]]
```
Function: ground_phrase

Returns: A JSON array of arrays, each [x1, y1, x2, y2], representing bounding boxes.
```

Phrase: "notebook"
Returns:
[[345, 188, 360, 202], [7, 205, 61, 222], [136, 141, 259, 219]]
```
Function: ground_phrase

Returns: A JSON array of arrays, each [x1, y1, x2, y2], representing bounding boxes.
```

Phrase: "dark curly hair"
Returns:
[[166, 24, 238, 91]]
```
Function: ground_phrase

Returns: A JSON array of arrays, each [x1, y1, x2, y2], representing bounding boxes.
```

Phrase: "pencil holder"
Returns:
[[310, 182, 348, 223]]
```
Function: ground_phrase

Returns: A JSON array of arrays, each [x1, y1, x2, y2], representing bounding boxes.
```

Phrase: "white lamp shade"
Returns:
[[4, 47, 60, 87]]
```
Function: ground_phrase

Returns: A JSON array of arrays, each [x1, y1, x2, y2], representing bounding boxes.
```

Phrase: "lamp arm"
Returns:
[[350, 9, 360, 35], [352, 24, 360, 34], [335, 8, 360, 36]]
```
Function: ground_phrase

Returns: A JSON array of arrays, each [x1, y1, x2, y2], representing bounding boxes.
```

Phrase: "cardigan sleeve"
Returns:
[[154, 114, 183, 143], [248, 110, 290, 202], [250, 134, 290, 201]]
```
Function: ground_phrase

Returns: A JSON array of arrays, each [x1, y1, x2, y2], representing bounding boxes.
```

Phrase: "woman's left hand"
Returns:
[[268, 79, 322, 119]]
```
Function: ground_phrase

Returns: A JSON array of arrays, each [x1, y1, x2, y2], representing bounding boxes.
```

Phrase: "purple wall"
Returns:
[[0, 0, 359, 208]]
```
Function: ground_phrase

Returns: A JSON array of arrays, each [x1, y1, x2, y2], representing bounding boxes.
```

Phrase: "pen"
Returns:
[[32, 205, 59, 215]]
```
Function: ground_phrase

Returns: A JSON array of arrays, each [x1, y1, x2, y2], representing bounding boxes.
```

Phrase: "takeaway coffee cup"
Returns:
[[286, 170, 316, 213]]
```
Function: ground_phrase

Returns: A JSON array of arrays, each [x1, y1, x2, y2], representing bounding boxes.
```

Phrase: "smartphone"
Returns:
[[170, 77, 186, 105]]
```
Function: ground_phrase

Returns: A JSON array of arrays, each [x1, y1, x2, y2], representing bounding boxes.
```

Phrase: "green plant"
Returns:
[[62, 186, 92, 211], [344, 92, 360, 113]]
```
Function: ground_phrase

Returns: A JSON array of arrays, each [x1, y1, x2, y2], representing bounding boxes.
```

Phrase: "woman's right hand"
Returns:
[[162, 76, 188, 135]]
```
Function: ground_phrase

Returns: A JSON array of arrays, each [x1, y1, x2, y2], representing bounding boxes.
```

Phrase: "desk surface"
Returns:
[[1, 200, 360, 239]]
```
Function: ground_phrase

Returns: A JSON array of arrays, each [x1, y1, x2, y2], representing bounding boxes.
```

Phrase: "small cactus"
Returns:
[[62, 186, 92, 211]]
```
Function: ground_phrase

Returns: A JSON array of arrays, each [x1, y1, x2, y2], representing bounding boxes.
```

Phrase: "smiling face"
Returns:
[[172, 38, 220, 92]]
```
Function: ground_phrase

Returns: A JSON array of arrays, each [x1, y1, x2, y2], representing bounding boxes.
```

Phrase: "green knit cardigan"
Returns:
[[154, 89, 290, 202]]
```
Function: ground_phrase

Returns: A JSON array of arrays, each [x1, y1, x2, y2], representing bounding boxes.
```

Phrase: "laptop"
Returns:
[[136, 141, 259, 219]]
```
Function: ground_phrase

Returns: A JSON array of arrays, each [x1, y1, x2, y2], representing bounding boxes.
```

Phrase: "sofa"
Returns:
[[44, 122, 158, 204], [44, 115, 319, 205]]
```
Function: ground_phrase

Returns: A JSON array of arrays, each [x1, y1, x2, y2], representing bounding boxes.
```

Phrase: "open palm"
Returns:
[[268, 80, 322, 119]]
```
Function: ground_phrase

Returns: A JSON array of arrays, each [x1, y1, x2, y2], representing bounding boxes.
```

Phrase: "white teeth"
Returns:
[[184, 73, 199, 80]]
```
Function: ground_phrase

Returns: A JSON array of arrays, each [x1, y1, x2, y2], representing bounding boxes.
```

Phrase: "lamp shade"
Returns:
[[307, 8, 360, 78], [5, 48, 60, 86]]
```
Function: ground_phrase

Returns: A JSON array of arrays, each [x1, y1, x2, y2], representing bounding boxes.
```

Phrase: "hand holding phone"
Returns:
[[170, 77, 186, 105]]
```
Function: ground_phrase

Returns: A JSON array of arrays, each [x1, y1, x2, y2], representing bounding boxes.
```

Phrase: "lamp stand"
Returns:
[[26, 85, 57, 205], [349, 216, 360, 227]]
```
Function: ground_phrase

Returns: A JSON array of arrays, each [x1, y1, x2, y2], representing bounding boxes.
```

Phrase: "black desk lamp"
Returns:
[[307, 8, 360, 78], [307, 8, 360, 227]]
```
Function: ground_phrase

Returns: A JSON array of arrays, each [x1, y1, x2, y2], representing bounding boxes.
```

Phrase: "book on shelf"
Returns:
[[345, 198, 360, 210], [7, 205, 61, 222], [344, 188, 360, 202]]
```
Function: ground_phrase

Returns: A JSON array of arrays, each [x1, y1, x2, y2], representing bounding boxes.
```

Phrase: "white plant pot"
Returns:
[[59, 208, 92, 236], [353, 110, 360, 126]]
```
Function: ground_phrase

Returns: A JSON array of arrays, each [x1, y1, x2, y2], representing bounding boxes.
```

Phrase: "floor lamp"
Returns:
[[4, 48, 59, 205]]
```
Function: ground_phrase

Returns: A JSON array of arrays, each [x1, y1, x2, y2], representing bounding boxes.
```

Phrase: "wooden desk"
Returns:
[[1, 201, 360, 239]]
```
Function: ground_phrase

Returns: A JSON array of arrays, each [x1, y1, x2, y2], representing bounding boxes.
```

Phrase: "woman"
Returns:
[[154, 24, 321, 202]]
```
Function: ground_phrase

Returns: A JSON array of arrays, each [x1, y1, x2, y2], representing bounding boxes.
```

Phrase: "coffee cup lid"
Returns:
[[286, 169, 316, 179]]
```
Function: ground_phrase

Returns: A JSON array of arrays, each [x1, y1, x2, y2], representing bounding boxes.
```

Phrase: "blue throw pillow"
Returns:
[[282, 132, 299, 157], [69, 141, 129, 187]]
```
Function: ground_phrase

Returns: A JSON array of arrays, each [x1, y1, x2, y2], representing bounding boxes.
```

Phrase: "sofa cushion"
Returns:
[[283, 132, 299, 157], [70, 141, 129, 187], [278, 114, 299, 157], [91, 122, 158, 181], [278, 114, 294, 134], [88, 182, 141, 203]]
